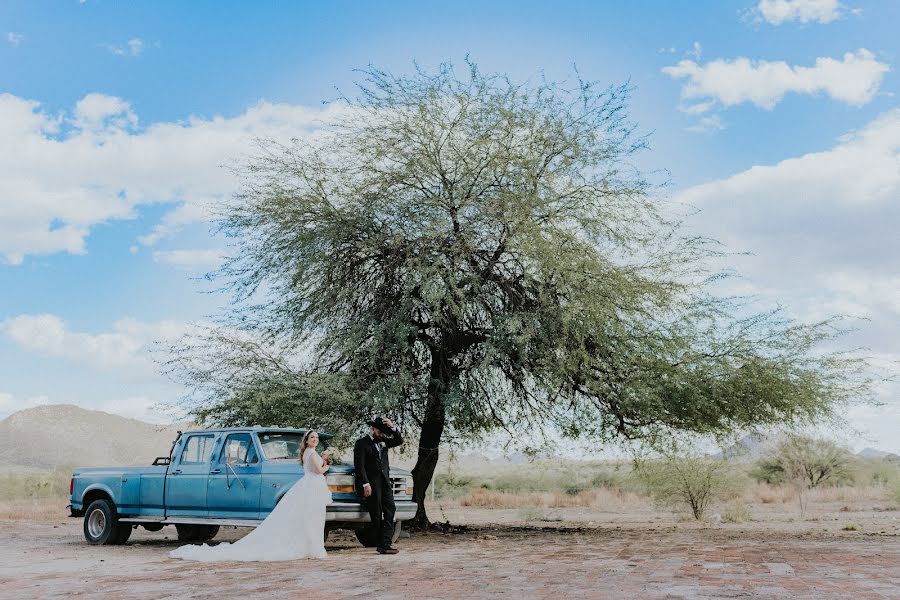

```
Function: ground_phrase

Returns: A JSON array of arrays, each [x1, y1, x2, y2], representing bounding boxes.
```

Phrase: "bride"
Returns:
[[169, 430, 333, 562]]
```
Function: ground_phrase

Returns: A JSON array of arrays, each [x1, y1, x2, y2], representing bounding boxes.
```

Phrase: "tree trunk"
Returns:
[[409, 352, 452, 529]]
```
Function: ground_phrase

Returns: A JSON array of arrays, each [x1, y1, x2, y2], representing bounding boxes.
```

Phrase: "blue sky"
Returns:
[[1, 1, 898, 452]]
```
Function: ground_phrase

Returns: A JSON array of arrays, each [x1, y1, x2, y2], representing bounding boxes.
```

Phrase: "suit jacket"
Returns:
[[353, 427, 403, 494]]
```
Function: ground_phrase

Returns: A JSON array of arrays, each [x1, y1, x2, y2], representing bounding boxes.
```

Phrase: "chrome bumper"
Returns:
[[327, 500, 416, 523]]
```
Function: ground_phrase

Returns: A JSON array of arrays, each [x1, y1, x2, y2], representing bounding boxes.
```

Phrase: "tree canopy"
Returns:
[[163, 60, 873, 527]]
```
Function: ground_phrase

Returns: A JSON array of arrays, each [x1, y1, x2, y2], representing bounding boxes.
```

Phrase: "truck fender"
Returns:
[[82, 483, 117, 506]]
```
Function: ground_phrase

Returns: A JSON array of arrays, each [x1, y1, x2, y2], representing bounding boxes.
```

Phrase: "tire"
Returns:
[[112, 523, 133, 545], [175, 524, 220, 542], [354, 521, 401, 548], [83, 499, 131, 545]]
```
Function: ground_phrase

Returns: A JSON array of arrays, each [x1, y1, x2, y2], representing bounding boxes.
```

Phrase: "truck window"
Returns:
[[219, 433, 259, 465], [180, 434, 216, 464]]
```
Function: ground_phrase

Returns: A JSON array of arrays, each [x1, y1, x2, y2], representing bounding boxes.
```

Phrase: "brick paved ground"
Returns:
[[0, 520, 897, 599]]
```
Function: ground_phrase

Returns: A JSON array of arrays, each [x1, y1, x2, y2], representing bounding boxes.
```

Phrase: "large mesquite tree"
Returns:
[[165, 62, 871, 528]]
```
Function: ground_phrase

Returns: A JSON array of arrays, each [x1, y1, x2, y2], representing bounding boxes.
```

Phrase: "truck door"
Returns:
[[166, 433, 218, 517], [206, 432, 263, 519]]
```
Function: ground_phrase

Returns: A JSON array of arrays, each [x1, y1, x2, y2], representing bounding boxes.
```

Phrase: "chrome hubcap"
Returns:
[[87, 509, 106, 538]]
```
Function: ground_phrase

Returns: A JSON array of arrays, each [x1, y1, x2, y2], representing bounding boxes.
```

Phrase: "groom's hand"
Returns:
[[363, 483, 372, 497]]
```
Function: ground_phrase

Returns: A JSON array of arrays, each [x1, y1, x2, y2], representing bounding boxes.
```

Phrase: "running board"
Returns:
[[119, 517, 263, 527]]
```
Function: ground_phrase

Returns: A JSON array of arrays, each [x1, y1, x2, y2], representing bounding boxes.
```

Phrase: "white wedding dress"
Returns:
[[169, 448, 332, 562]]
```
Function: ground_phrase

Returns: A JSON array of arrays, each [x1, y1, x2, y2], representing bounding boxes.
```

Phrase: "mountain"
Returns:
[[0, 404, 186, 470], [716, 432, 784, 461], [857, 447, 889, 458]]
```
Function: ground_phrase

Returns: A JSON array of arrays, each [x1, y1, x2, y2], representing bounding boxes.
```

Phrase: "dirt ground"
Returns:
[[1, 506, 898, 600]]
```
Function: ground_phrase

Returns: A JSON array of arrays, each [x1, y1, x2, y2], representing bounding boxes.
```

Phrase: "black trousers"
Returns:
[[367, 478, 396, 549]]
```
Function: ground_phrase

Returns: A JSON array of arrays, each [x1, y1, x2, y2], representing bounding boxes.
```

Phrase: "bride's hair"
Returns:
[[299, 429, 317, 464]]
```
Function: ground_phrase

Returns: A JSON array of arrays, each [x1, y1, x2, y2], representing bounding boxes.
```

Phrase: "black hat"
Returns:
[[366, 417, 393, 433]]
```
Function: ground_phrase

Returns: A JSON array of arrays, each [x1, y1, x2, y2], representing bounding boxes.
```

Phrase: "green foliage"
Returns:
[[164, 60, 872, 447], [752, 435, 853, 489], [161, 60, 877, 527], [635, 454, 745, 520]]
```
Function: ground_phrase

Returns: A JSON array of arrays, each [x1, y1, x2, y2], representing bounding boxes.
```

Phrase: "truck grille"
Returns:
[[390, 477, 408, 497]]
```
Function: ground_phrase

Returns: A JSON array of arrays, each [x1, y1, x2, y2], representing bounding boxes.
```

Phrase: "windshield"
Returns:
[[257, 432, 329, 460]]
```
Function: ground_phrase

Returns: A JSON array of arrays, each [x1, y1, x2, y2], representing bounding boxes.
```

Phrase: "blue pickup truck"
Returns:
[[68, 427, 416, 547]]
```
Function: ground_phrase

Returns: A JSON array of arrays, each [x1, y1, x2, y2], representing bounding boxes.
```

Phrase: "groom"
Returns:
[[353, 417, 403, 554]]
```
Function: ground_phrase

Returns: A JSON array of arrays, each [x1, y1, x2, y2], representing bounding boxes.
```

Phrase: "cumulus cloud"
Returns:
[[756, 0, 846, 25], [6, 32, 24, 47], [153, 248, 225, 271], [675, 110, 900, 446], [1, 314, 194, 371], [663, 49, 888, 112], [676, 109, 900, 341], [0, 92, 344, 264]]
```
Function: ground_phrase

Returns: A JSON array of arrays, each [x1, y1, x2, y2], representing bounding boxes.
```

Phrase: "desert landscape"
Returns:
[[1, 405, 898, 599]]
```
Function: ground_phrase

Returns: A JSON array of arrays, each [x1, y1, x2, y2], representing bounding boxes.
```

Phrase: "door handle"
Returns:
[[210, 468, 222, 474], [171, 469, 182, 475]]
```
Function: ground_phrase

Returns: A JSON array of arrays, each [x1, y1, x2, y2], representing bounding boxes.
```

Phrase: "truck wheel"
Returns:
[[112, 523, 133, 545], [83, 499, 131, 545], [354, 521, 401, 547], [175, 524, 220, 542]]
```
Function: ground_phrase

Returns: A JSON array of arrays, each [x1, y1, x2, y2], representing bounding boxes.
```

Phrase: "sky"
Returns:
[[0, 0, 898, 453]]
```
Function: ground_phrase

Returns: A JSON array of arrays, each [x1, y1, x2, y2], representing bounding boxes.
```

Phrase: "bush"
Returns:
[[635, 454, 745, 520], [752, 435, 852, 488]]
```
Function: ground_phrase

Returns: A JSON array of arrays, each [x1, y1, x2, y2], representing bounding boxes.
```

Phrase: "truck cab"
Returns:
[[69, 427, 415, 547]]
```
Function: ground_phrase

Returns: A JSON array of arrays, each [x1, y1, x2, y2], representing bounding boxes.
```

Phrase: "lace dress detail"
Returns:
[[169, 448, 332, 561]]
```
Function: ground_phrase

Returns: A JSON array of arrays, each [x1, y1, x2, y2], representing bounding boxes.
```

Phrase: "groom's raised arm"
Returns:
[[353, 438, 369, 487], [384, 426, 403, 449]]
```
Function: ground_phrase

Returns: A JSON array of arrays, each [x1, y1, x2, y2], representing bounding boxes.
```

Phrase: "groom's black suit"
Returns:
[[353, 426, 403, 550]]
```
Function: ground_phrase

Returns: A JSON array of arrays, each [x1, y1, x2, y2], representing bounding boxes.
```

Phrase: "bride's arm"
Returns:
[[310, 450, 330, 475]]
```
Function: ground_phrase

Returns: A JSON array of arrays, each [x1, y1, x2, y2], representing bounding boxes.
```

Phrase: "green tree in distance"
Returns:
[[163, 61, 873, 528]]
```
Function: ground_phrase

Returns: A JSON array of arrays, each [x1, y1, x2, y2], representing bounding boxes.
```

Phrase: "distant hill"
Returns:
[[717, 432, 783, 461], [857, 447, 890, 459], [0, 404, 185, 470]]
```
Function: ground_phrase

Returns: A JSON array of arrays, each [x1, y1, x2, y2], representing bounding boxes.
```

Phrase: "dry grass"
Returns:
[[460, 487, 646, 510], [747, 482, 892, 506], [0, 497, 68, 521]]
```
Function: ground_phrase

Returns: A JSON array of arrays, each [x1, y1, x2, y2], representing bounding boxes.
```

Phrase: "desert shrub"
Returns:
[[752, 435, 852, 488], [854, 457, 900, 488], [722, 500, 752, 523], [635, 455, 745, 520], [752, 435, 854, 516], [433, 472, 475, 499], [891, 480, 900, 506]]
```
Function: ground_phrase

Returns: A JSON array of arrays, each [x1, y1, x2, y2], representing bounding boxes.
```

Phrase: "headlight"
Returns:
[[326, 474, 355, 493]]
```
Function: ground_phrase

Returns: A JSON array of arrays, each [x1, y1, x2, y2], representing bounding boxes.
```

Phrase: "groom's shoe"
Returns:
[[377, 547, 400, 555]]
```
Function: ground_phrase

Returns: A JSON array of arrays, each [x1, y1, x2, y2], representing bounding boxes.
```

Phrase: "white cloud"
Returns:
[[1, 314, 194, 371], [685, 115, 724, 133], [663, 49, 888, 112], [676, 110, 900, 450], [153, 248, 225, 271], [127, 38, 144, 56], [104, 37, 145, 57], [73, 93, 137, 131], [6, 32, 24, 47], [0, 92, 344, 264], [756, 0, 845, 25], [686, 41, 702, 61], [676, 109, 900, 352]]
